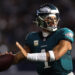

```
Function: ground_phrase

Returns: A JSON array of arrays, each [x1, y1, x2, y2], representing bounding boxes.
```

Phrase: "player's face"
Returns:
[[44, 15, 58, 27]]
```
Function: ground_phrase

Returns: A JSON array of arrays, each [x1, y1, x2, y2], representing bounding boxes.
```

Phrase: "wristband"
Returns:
[[48, 51, 55, 62]]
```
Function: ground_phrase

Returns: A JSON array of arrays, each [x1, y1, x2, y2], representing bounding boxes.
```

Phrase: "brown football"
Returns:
[[0, 54, 14, 72]]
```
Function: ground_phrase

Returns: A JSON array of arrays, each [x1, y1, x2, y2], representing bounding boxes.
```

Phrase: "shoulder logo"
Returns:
[[65, 32, 73, 38], [34, 40, 39, 46]]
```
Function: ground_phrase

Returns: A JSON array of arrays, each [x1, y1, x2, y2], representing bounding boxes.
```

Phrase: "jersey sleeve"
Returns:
[[60, 28, 74, 43]]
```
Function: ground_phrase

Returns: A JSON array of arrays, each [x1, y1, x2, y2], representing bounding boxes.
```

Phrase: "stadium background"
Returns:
[[0, 0, 75, 75]]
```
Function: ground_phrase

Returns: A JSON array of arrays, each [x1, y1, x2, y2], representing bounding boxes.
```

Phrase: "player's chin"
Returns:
[[0, 54, 14, 72]]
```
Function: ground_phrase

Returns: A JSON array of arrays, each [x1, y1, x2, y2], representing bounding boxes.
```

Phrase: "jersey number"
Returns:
[[41, 49, 51, 68]]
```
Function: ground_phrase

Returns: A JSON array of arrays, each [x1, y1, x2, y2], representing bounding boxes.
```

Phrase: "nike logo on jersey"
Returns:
[[41, 45, 47, 48]]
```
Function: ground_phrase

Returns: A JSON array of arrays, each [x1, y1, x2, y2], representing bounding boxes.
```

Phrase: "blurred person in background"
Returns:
[[0, 3, 74, 75]]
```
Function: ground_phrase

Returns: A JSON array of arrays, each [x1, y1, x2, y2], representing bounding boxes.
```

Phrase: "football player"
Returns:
[[13, 4, 74, 75]]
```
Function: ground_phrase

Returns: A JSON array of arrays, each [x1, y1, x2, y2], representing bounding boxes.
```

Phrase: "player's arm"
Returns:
[[51, 40, 72, 60], [13, 45, 31, 64], [16, 40, 72, 62]]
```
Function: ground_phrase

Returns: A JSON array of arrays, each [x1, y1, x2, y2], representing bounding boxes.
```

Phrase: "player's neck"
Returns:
[[42, 29, 51, 38]]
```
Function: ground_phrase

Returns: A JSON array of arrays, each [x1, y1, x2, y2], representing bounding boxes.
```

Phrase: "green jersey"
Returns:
[[25, 28, 74, 75]]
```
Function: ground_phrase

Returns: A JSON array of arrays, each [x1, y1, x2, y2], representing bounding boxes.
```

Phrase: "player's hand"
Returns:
[[16, 41, 28, 58]]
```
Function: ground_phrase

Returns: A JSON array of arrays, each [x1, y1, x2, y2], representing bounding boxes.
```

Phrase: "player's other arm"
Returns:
[[52, 40, 72, 60], [47, 40, 72, 61]]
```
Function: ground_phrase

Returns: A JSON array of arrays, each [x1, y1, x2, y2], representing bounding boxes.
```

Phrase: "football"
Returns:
[[0, 54, 14, 72]]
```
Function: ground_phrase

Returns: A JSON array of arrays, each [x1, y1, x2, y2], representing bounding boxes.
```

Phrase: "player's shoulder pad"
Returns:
[[25, 32, 38, 40], [58, 27, 74, 43], [60, 27, 74, 37]]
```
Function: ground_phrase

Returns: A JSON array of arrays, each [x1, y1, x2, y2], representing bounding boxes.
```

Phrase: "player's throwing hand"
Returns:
[[16, 41, 28, 57]]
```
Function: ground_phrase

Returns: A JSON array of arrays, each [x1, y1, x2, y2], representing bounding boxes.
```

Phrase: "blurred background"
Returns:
[[0, 0, 75, 75]]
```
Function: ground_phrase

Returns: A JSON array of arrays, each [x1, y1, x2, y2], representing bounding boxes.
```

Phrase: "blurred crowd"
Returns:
[[0, 0, 38, 53], [0, 0, 75, 53]]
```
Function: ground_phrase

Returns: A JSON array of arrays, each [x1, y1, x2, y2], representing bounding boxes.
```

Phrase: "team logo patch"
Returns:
[[34, 40, 39, 46], [65, 32, 73, 38]]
